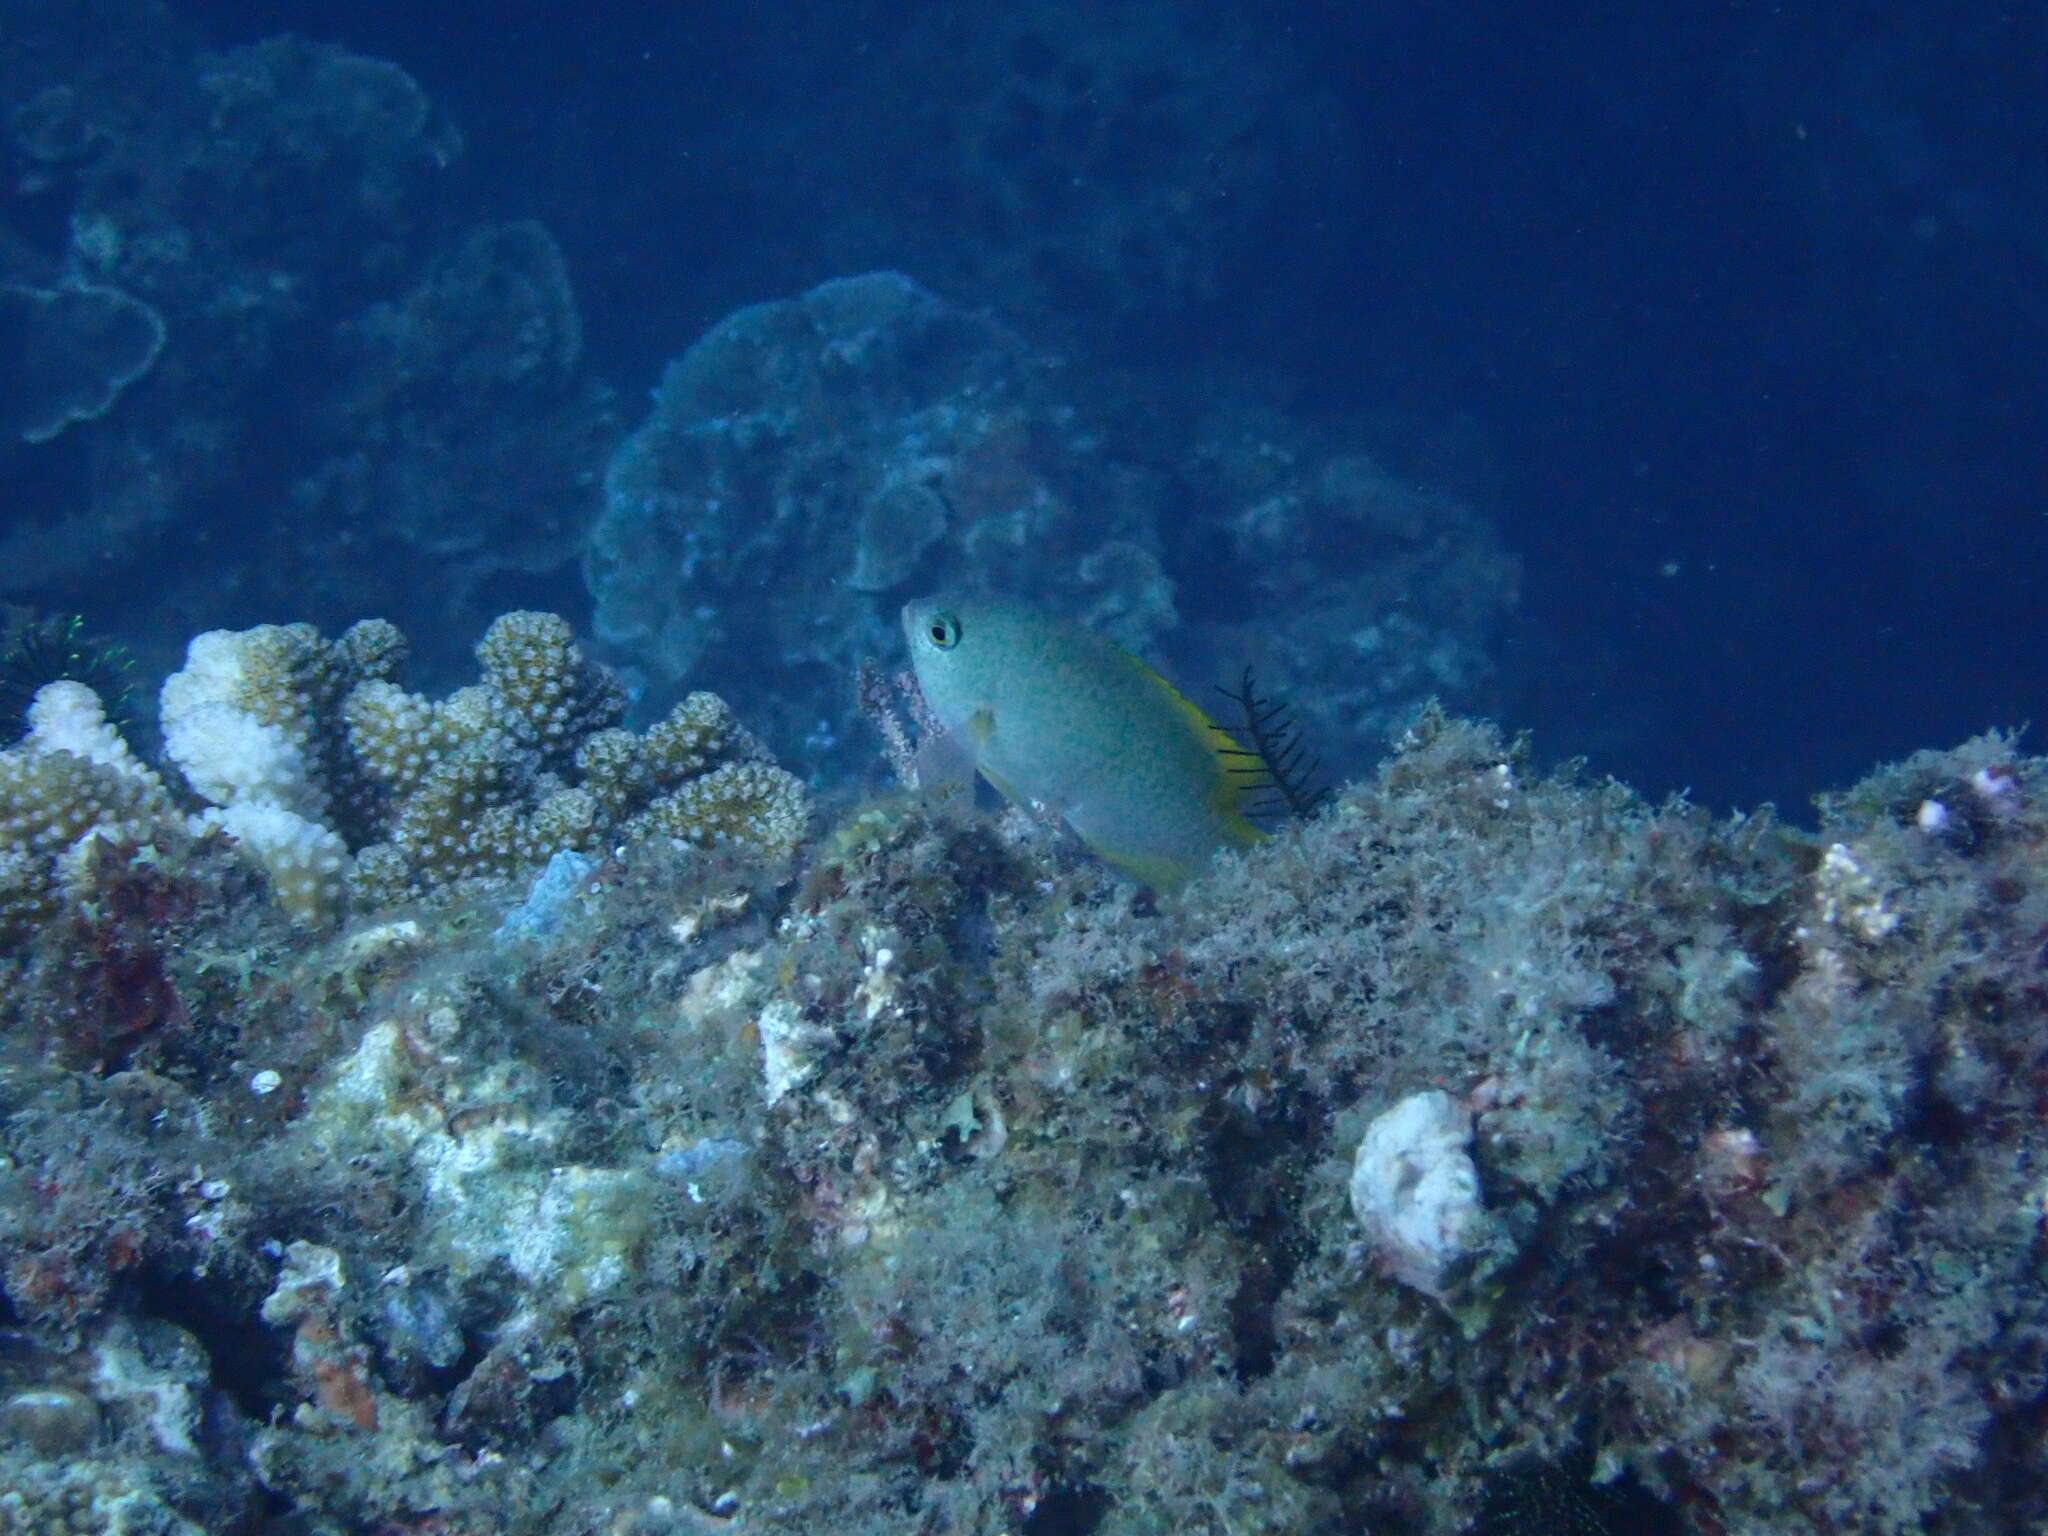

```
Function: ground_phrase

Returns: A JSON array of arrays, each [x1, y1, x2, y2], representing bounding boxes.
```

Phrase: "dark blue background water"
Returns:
[[109, 0, 2048, 810]]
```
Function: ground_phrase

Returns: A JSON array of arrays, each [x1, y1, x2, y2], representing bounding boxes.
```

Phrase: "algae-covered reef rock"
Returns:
[[2, 707, 2043, 1534]]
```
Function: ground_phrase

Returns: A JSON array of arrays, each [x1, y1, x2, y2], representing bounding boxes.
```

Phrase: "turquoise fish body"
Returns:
[[902, 595, 1263, 890]]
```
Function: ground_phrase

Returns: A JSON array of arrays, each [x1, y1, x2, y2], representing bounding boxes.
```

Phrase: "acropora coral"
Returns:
[[1, 610, 809, 935]]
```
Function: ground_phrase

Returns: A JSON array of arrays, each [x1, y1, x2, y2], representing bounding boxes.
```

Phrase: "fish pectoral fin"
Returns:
[[963, 707, 997, 748]]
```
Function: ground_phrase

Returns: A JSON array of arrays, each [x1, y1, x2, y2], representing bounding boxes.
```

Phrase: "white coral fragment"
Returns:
[[1814, 841, 1900, 942], [1349, 1089, 1497, 1299], [758, 997, 833, 1104]]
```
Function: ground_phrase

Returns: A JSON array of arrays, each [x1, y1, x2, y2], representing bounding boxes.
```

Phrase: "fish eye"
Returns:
[[926, 613, 961, 649]]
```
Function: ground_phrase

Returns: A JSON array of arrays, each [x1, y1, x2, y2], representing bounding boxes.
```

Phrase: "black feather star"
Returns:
[[1474, 1459, 1684, 1536], [1217, 667, 1329, 823], [0, 613, 139, 744]]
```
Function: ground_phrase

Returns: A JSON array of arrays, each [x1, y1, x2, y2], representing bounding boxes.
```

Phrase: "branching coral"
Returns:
[[335, 617, 807, 903], [0, 682, 174, 939], [1, 611, 807, 934], [175, 610, 810, 910]]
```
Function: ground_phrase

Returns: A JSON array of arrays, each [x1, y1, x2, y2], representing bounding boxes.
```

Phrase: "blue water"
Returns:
[[6, 0, 2044, 813]]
